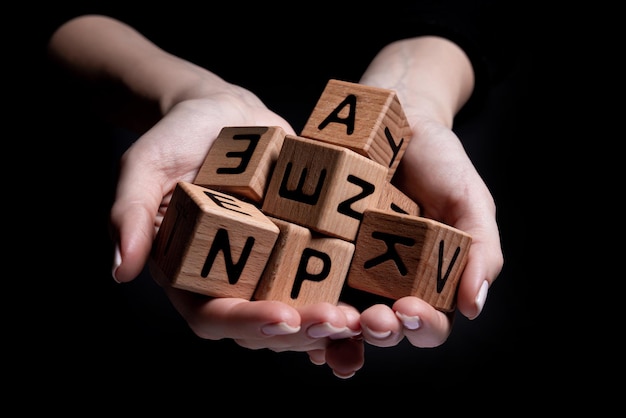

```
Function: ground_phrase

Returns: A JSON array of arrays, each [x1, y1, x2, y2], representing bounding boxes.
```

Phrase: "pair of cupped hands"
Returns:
[[109, 85, 503, 379]]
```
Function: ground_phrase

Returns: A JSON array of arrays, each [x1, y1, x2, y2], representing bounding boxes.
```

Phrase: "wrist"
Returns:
[[401, 94, 456, 129], [360, 36, 475, 129]]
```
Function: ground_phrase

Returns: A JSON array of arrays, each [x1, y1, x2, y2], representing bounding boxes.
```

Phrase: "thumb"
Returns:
[[110, 170, 165, 283]]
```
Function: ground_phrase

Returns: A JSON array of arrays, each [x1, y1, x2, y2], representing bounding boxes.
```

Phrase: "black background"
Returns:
[[11, 2, 542, 402]]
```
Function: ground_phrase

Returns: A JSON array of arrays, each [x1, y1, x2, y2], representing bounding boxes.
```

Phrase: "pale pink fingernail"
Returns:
[[333, 370, 356, 379], [472, 280, 489, 319], [308, 354, 326, 366], [261, 322, 301, 336], [329, 328, 361, 340], [112, 244, 121, 283], [396, 311, 421, 330], [307, 322, 346, 338], [362, 325, 392, 339]]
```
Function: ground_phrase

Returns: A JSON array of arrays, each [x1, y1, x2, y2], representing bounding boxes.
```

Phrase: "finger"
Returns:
[[159, 283, 302, 341], [334, 302, 363, 339], [110, 142, 166, 282], [298, 302, 357, 339], [360, 303, 404, 347], [247, 303, 359, 353], [455, 217, 504, 320], [110, 169, 164, 283], [307, 349, 327, 365], [325, 337, 365, 379], [393, 296, 452, 348]]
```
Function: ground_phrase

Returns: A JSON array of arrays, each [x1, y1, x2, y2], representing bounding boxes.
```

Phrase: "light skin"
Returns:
[[47, 14, 504, 379]]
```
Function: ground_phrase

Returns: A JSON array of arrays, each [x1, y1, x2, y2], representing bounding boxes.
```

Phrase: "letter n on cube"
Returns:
[[150, 181, 279, 299]]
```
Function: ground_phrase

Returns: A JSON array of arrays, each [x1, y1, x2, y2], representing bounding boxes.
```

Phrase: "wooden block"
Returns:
[[300, 79, 412, 181], [254, 217, 355, 307], [376, 182, 421, 216], [262, 135, 388, 242], [151, 181, 280, 299], [346, 208, 471, 312], [193, 126, 286, 203]]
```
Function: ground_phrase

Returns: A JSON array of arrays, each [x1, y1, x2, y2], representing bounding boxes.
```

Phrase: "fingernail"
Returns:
[[472, 280, 489, 320], [308, 354, 326, 366], [333, 370, 356, 379], [361, 325, 392, 340], [329, 327, 361, 340], [307, 322, 347, 338], [396, 311, 421, 330], [112, 244, 121, 283], [261, 322, 301, 336]]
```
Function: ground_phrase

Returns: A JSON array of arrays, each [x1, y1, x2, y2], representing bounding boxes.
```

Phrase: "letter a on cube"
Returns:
[[151, 181, 279, 299], [301, 79, 412, 181], [347, 208, 472, 312]]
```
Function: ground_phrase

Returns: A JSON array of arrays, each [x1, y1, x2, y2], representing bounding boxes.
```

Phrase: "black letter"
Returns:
[[291, 248, 332, 299], [201, 228, 255, 284], [337, 174, 376, 221], [318, 94, 356, 135], [436, 240, 461, 292], [384, 127, 403, 168], [364, 231, 415, 276], [204, 190, 251, 216], [278, 162, 326, 205], [389, 203, 408, 214], [216, 133, 260, 174]]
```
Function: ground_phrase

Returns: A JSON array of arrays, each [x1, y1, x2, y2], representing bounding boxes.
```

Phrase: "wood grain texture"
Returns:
[[254, 217, 355, 307], [376, 182, 421, 216], [262, 135, 387, 242], [194, 126, 286, 203], [301, 79, 412, 181], [347, 208, 471, 312], [149, 79, 472, 310], [151, 181, 279, 299]]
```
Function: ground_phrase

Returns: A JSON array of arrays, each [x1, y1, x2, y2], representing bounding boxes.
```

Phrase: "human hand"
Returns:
[[52, 16, 501, 377], [110, 86, 364, 377], [358, 115, 504, 349], [151, 261, 364, 378], [349, 36, 504, 349]]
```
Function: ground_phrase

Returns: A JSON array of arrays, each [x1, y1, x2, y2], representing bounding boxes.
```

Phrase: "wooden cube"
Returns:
[[376, 182, 421, 216], [194, 126, 286, 203], [262, 135, 388, 242], [151, 181, 279, 299], [346, 208, 471, 312], [300, 79, 412, 181], [254, 217, 355, 307]]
